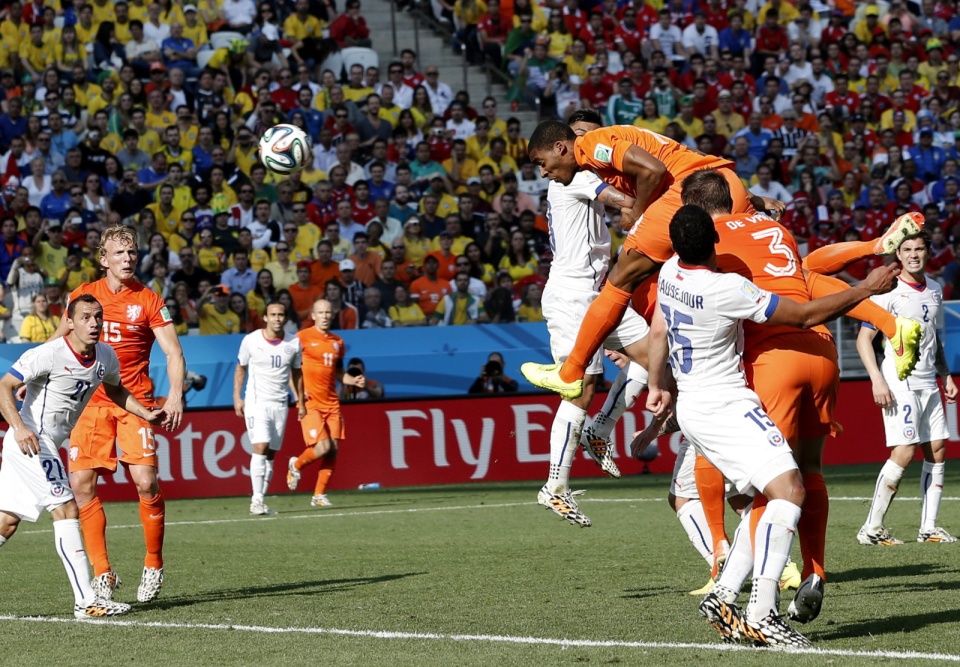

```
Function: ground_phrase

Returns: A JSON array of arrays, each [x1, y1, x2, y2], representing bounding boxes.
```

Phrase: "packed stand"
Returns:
[[0, 0, 561, 336]]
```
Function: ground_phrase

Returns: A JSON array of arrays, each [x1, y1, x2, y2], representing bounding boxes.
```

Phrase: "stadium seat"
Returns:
[[340, 47, 379, 77], [209, 31, 245, 51], [196, 50, 215, 70], [320, 51, 345, 80]]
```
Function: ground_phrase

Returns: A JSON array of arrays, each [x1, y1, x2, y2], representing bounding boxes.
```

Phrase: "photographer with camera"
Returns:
[[468, 351, 519, 394], [339, 358, 384, 401]]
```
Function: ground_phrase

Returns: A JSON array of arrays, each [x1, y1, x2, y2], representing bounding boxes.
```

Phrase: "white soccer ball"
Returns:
[[258, 124, 312, 175]]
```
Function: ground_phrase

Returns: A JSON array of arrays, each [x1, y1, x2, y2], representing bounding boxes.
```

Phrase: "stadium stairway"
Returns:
[[363, 0, 541, 134]]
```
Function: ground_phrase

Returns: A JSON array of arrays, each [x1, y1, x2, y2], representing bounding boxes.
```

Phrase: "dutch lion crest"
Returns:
[[127, 304, 143, 321]]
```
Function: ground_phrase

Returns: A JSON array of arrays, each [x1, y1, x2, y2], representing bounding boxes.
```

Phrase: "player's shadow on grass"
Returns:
[[828, 563, 952, 583], [621, 585, 673, 601], [145, 572, 426, 611], [814, 608, 960, 641]]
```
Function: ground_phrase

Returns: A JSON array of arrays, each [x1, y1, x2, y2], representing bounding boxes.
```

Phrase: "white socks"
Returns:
[[546, 401, 586, 494], [866, 460, 905, 531], [921, 461, 945, 532], [591, 363, 648, 440], [263, 457, 274, 495], [715, 507, 754, 604], [0, 535, 6, 549], [676, 500, 714, 566], [746, 500, 801, 624], [53, 519, 96, 606], [251, 454, 267, 502]]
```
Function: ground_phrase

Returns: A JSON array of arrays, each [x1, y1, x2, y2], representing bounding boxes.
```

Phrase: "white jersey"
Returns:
[[237, 330, 302, 405], [870, 276, 943, 391], [657, 255, 778, 394], [545, 170, 612, 292], [10, 338, 121, 443]]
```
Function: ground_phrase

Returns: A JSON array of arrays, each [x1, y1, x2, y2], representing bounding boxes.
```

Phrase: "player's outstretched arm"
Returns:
[[155, 323, 186, 430], [596, 185, 637, 213], [768, 264, 900, 330], [857, 324, 894, 409], [621, 145, 668, 231], [233, 363, 247, 418], [645, 304, 672, 418], [0, 373, 39, 456], [102, 381, 167, 427]]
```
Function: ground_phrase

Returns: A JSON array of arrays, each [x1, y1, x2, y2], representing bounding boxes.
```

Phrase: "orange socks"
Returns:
[[802, 240, 875, 274], [296, 448, 320, 470], [559, 282, 632, 383], [78, 497, 110, 577], [693, 455, 728, 576], [806, 271, 897, 338], [798, 473, 828, 581], [314, 459, 336, 496], [139, 492, 165, 570]]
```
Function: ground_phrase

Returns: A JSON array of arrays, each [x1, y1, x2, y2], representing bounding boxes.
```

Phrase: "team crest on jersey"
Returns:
[[284, 346, 294, 355], [97, 364, 105, 378], [593, 143, 613, 163], [50, 482, 65, 497], [767, 431, 785, 447], [334, 342, 340, 351], [904, 426, 917, 440], [69, 446, 78, 461], [127, 304, 143, 321]]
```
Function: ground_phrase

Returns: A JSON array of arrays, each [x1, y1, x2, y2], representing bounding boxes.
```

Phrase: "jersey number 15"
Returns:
[[661, 305, 693, 374]]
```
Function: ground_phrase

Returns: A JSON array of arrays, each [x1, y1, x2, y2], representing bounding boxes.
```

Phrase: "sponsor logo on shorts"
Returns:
[[904, 426, 917, 439], [127, 304, 143, 322], [50, 483, 65, 497], [593, 143, 613, 163], [69, 446, 78, 461], [767, 431, 785, 447]]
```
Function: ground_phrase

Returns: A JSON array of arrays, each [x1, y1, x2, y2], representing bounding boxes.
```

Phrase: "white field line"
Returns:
[[0, 615, 957, 662], [15, 496, 958, 537]]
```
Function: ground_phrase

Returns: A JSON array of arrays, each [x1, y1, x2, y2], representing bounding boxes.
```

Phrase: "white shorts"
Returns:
[[542, 284, 649, 374], [671, 436, 736, 500], [0, 430, 74, 522], [882, 388, 950, 447], [244, 404, 289, 450], [678, 389, 798, 497]]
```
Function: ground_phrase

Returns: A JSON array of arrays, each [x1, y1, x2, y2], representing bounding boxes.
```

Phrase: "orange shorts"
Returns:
[[745, 331, 840, 445], [301, 408, 344, 445], [69, 405, 158, 473], [623, 167, 755, 263]]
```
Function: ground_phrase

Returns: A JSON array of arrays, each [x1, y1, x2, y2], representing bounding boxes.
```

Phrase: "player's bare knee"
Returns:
[[70, 471, 98, 505], [924, 440, 946, 463], [890, 445, 916, 468], [764, 471, 805, 506], [668, 493, 682, 512], [0, 510, 20, 539], [50, 500, 79, 521], [252, 443, 270, 455]]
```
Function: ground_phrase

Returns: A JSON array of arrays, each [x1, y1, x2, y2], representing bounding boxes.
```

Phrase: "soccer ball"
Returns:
[[258, 124, 312, 175]]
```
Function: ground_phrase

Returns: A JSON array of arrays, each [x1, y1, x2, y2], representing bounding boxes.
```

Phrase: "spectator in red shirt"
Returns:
[[478, 0, 508, 67], [579, 64, 612, 114], [330, 0, 372, 48], [351, 181, 376, 226], [822, 10, 849, 44], [691, 79, 715, 117], [307, 181, 337, 230], [579, 11, 611, 54], [806, 219, 839, 254], [824, 73, 860, 118], [614, 7, 644, 56], [270, 68, 299, 112], [754, 12, 789, 70], [619, 0, 658, 31], [702, 0, 728, 31], [898, 70, 929, 112], [562, 0, 588, 36]]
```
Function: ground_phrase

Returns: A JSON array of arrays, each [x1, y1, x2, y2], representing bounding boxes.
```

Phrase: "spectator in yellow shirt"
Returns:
[[19, 24, 56, 79], [181, 5, 209, 48], [284, 0, 331, 65], [198, 284, 240, 334], [477, 137, 519, 174], [146, 87, 176, 133], [148, 184, 184, 238], [442, 139, 479, 192], [19, 292, 60, 342], [343, 63, 374, 104]]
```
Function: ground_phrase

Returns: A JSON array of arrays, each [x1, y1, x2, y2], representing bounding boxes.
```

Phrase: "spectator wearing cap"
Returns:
[[289, 260, 323, 321], [910, 127, 948, 182], [713, 90, 745, 140], [338, 258, 365, 309], [410, 254, 451, 317], [197, 284, 240, 335]]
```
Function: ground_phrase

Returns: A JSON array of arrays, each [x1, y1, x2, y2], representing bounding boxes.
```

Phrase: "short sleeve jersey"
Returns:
[[712, 212, 829, 348], [869, 277, 943, 392], [297, 326, 345, 411], [545, 170, 611, 292], [573, 125, 734, 198], [69, 279, 172, 407], [11, 338, 121, 442], [237, 330, 302, 405], [657, 255, 779, 394]]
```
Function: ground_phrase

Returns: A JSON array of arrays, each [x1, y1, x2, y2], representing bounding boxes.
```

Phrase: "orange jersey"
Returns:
[[297, 326, 345, 411], [713, 212, 830, 347], [573, 125, 734, 198], [69, 279, 172, 407]]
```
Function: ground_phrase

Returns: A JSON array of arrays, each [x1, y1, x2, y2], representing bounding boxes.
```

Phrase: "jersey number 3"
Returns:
[[751, 227, 798, 278]]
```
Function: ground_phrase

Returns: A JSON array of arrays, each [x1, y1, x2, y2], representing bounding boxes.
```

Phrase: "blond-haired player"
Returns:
[[0, 294, 166, 618], [47, 225, 185, 604]]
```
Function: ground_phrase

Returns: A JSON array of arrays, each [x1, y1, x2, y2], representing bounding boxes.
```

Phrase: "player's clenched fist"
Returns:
[[861, 264, 901, 295]]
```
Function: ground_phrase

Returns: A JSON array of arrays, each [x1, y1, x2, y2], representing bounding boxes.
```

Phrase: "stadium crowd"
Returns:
[[0, 0, 959, 342]]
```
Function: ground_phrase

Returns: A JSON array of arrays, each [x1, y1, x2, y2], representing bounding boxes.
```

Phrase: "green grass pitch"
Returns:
[[1, 463, 959, 666]]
